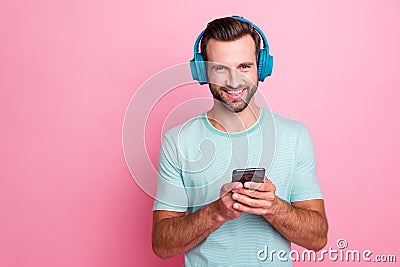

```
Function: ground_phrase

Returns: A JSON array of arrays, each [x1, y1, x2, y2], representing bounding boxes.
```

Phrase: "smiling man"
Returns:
[[152, 16, 328, 266]]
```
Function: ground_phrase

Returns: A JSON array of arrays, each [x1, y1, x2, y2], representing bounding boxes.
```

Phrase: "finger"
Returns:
[[243, 182, 264, 193], [231, 182, 243, 192], [232, 202, 271, 216], [243, 180, 275, 192], [236, 190, 276, 202], [232, 192, 273, 208], [221, 182, 243, 196]]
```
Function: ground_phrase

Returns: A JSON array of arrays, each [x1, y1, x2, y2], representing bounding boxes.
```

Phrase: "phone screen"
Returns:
[[232, 168, 265, 184]]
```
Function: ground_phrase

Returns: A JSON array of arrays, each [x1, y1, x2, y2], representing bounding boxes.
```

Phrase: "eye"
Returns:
[[240, 65, 250, 69], [214, 65, 227, 73]]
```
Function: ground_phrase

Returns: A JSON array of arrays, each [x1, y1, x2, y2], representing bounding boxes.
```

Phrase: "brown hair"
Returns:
[[200, 17, 261, 62]]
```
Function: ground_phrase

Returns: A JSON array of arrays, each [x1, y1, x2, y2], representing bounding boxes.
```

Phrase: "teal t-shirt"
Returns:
[[153, 108, 323, 266]]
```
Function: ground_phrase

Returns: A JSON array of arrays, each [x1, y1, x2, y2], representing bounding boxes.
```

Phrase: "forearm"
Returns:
[[263, 198, 328, 251], [152, 202, 224, 259]]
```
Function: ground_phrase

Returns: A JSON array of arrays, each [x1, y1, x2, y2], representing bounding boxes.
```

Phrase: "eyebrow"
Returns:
[[238, 62, 255, 67], [209, 62, 255, 69]]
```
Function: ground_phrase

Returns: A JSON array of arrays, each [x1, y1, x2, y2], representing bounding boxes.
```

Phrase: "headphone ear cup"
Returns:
[[258, 49, 273, 81], [190, 53, 207, 85], [266, 55, 273, 77], [190, 58, 199, 81], [258, 49, 267, 82]]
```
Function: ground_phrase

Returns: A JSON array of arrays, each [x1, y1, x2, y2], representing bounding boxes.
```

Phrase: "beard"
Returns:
[[209, 83, 258, 113]]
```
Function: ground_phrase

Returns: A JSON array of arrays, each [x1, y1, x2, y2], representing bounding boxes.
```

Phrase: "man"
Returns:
[[152, 16, 328, 266]]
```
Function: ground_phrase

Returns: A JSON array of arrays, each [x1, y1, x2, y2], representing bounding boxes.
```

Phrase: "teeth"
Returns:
[[227, 89, 244, 95]]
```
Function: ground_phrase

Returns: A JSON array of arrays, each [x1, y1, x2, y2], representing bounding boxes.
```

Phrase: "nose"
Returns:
[[226, 68, 243, 89]]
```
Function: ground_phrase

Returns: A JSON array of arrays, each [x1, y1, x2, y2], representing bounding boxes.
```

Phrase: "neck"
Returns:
[[207, 99, 261, 133]]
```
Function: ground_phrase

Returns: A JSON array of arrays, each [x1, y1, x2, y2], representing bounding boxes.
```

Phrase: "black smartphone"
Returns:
[[232, 168, 265, 184]]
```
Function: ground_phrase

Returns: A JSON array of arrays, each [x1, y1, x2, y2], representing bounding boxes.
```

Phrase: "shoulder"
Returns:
[[270, 111, 308, 134], [268, 111, 315, 155], [265, 110, 312, 149], [162, 113, 207, 144]]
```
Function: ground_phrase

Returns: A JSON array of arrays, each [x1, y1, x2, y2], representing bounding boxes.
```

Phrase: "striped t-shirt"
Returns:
[[153, 108, 324, 266]]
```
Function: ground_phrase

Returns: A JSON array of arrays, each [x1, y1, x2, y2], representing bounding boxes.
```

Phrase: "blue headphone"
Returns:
[[190, 16, 273, 85]]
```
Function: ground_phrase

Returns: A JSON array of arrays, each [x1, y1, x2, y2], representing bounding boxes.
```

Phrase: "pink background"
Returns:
[[1, 0, 399, 266]]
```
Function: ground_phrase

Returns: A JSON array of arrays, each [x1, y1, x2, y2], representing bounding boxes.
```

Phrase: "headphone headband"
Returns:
[[230, 16, 270, 51]]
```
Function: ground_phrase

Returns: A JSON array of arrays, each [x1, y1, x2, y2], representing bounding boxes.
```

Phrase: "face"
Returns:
[[205, 34, 259, 113]]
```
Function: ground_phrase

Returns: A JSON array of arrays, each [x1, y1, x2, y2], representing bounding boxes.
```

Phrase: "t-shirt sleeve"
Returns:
[[153, 134, 188, 212], [290, 125, 324, 202]]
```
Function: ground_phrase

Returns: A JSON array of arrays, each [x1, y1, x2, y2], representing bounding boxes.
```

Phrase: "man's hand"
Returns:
[[230, 179, 277, 215], [231, 177, 328, 251], [152, 181, 245, 259], [215, 182, 244, 221]]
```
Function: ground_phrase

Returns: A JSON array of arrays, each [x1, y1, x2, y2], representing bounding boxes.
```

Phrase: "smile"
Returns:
[[224, 88, 246, 99]]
